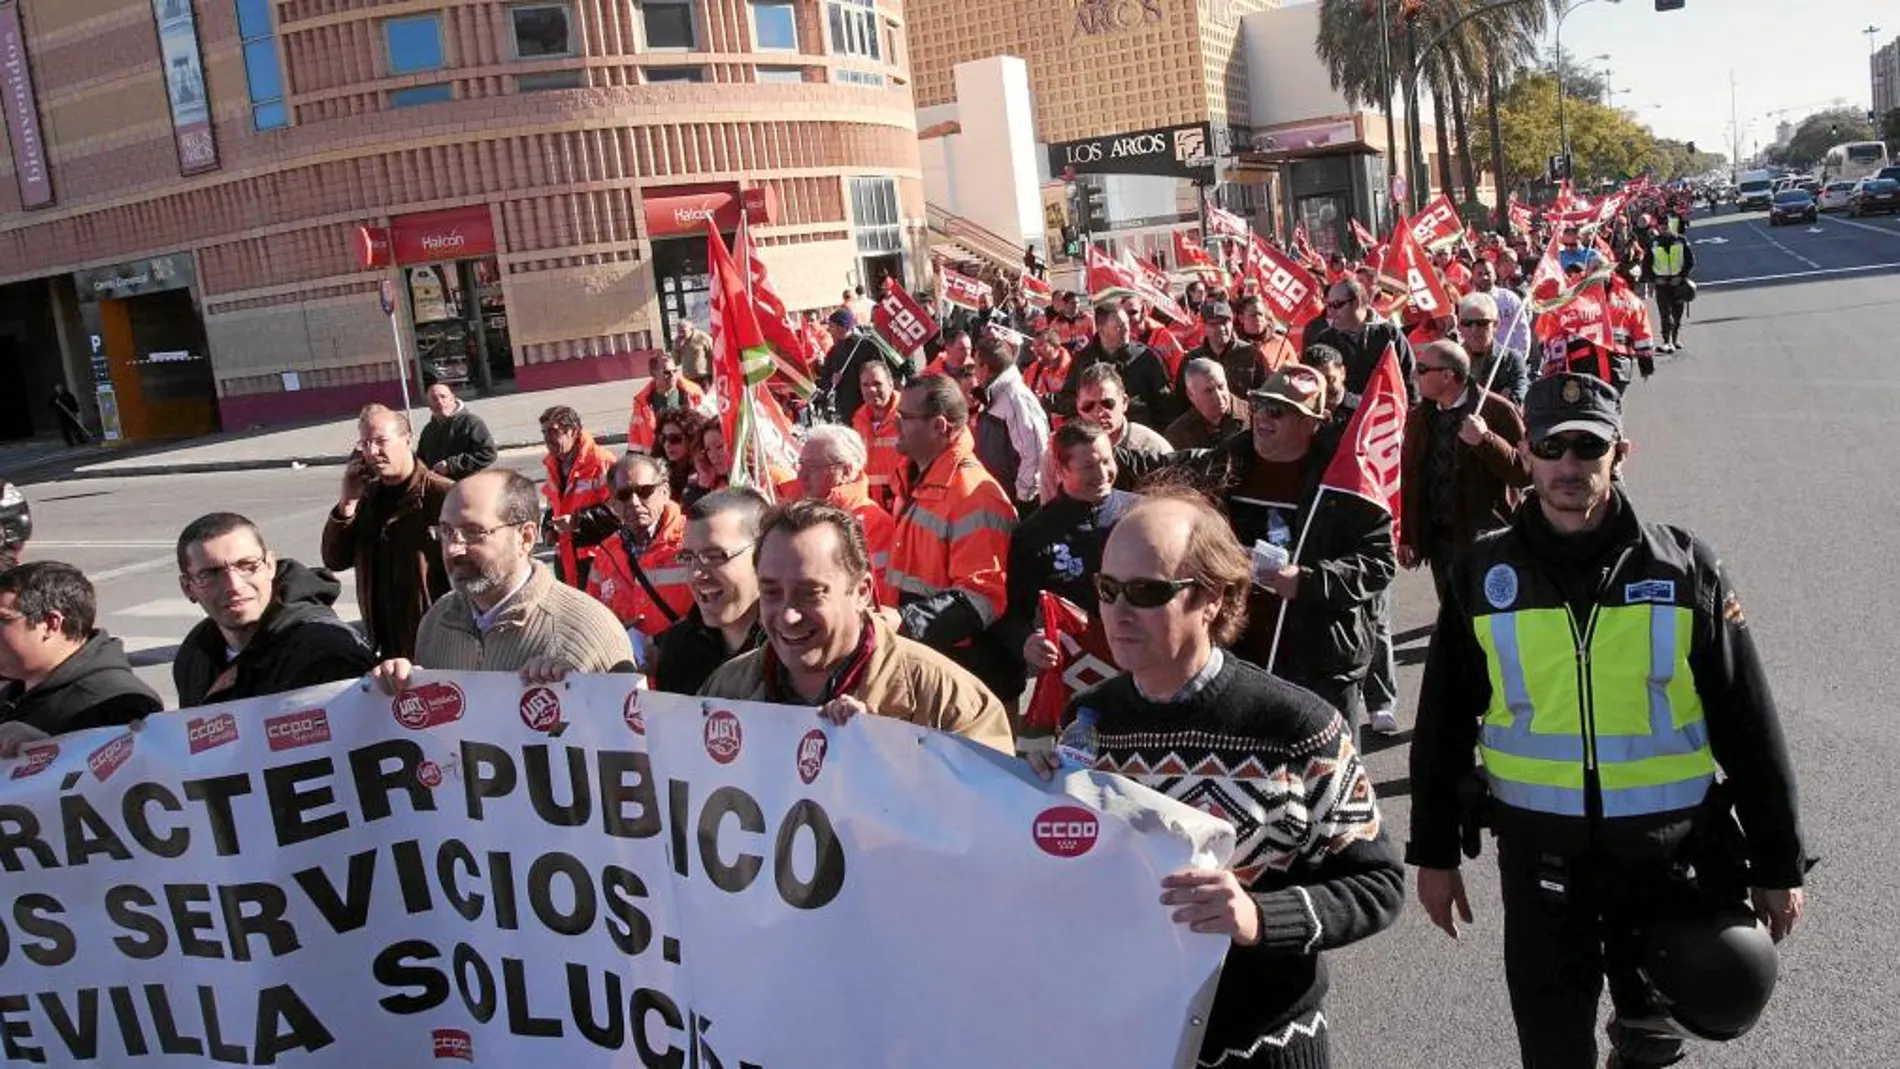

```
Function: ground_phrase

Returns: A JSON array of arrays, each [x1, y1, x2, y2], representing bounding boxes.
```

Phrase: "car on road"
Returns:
[[1849, 178, 1900, 217], [0, 480, 30, 563], [1768, 189, 1818, 226], [1818, 180, 1858, 212]]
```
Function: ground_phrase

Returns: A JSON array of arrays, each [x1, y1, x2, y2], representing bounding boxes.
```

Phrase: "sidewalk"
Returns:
[[4, 381, 641, 482]]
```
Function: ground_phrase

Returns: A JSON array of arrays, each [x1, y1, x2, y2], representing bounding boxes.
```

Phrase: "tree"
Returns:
[[1472, 72, 1660, 190]]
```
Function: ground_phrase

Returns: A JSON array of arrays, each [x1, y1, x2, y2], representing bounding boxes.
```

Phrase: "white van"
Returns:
[[1737, 170, 1775, 211]]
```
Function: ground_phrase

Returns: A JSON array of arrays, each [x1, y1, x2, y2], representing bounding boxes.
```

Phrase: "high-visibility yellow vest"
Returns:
[[1652, 242, 1686, 278], [1471, 561, 1717, 819]]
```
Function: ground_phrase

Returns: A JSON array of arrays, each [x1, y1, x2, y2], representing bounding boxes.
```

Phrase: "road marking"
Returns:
[[29, 540, 175, 548], [87, 555, 182, 583], [1692, 236, 1729, 245], [1700, 260, 1900, 288], [1749, 222, 1822, 269], [1825, 215, 1900, 239], [115, 596, 358, 619]]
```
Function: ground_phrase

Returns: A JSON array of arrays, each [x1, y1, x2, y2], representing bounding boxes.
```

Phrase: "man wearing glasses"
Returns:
[[626, 350, 711, 455], [1409, 374, 1806, 1068], [1455, 292, 1530, 407], [369, 470, 635, 693], [174, 512, 373, 708], [647, 489, 770, 696], [1306, 279, 1417, 416], [585, 453, 694, 660], [1470, 256, 1531, 364], [321, 404, 452, 660]]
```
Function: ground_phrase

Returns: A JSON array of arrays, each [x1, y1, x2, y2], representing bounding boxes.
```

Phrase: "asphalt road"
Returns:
[[12, 205, 1900, 1064]]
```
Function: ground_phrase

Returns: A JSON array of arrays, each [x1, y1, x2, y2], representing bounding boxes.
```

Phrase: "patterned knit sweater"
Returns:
[[414, 561, 636, 673], [1068, 654, 1403, 1065]]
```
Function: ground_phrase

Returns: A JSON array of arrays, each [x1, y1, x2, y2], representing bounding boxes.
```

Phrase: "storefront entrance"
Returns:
[[651, 237, 712, 343], [391, 207, 513, 393], [643, 184, 746, 344], [73, 254, 219, 442]]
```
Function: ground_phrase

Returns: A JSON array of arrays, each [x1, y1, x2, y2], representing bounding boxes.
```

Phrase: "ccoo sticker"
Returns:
[[186, 712, 239, 754], [265, 709, 331, 752], [431, 1028, 473, 1061], [704, 709, 743, 764], [1032, 805, 1100, 859], [623, 690, 646, 735], [87, 732, 136, 782]]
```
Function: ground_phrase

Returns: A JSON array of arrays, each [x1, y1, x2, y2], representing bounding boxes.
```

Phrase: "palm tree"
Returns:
[[1314, 2, 1406, 227]]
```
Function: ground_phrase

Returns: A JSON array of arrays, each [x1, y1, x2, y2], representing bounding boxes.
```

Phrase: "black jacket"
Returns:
[[1406, 491, 1806, 889], [1, 632, 161, 736], [172, 559, 376, 709], [821, 330, 911, 424], [651, 605, 766, 696], [415, 405, 497, 479], [1305, 318, 1419, 409], [995, 490, 1139, 670], [1057, 338, 1177, 429]]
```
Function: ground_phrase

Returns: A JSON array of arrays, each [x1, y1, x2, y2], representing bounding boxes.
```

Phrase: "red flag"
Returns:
[[1291, 225, 1326, 273], [706, 225, 769, 484], [1389, 214, 1456, 321], [871, 286, 940, 357], [1125, 250, 1187, 322], [735, 225, 817, 398], [1205, 204, 1250, 241], [940, 266, 992, 311], [1244, 234, 1325, 331], [1173, 230, 1226, 286], [1319, 344, 1406, 530], [1407, 192, 1463, 251], [1085, 244, 1141, 305], [1348, 217, 1378, 252], [1023, 592, 1120, 732], [1019, 270, 1052, 306]]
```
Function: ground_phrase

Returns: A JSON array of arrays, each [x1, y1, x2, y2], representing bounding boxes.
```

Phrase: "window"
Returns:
[[642, 0, 695, 50], [391, 83, 455, 108], [510, 4, 574, 59], [826, 0, 880, 61], [645, 67, 707, 83], [518, 69, 586, 92], [750, 1, 797, 51], [386, 14, 445, 75], [234, 0, 287, 130], [836, 69, 884, 87], [756, 66, 804, 84], [849, 176, 901, 254]]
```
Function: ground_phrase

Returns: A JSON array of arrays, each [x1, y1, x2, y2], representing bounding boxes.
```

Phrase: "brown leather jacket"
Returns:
[[1398, 387, 1531, 559], [321, 462, 452, 659]]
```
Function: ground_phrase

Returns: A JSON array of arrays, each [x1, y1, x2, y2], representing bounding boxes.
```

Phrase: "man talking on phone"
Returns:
[[321, 404, 451, 659]]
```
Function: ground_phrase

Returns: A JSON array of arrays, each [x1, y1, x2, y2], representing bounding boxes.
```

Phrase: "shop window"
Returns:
[[750, 1, 797, 51], [642, 0, 696, 50], [386, 14, 445, 75], [510, 4, 574, 59], [850, 176, 901, 254], [826, 0, 880, 62], [391, 83, 454, 108], [646, 67, 707, 83], [518, 70, 586, 92], [234, 0, 287, 130], [756, 66, 804, 84]]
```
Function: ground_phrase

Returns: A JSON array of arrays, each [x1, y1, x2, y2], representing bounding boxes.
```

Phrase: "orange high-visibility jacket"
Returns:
[[585, 502, 693, 638], [852, 397, 904, 510], [542, 432, 617, 583], [627, 379, 710, 454], [824, 476, 899, 608], [888, 430, 1014, 628]]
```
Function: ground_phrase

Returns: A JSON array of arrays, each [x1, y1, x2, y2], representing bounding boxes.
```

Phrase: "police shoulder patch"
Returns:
[[1623, 579, 1677, 605], [1483, 564, 1519, 609]]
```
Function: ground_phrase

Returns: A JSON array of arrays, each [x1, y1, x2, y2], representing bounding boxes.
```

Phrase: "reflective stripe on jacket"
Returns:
[[627, 379, 709, 454], [851, 399, 904, 510], [585, 503, 692, 638], [889, 430, 1014, 626], [542, 433, 617, 582]]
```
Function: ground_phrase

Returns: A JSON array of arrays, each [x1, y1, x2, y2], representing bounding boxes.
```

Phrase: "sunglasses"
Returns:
[[1326, 298, 1357, 310], [1417, 364, 1452, 377], [615, 482, 664, 502], [661, 432, 686, 445], [1459, 319, 1496, 329], [1529, 435, 1615, 461], [1095, 575, 1197, 609], [1253, 401, 1300, 419]]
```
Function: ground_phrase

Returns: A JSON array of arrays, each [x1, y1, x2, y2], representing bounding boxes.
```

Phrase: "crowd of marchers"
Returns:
[[0, 188, 1804, 1069]]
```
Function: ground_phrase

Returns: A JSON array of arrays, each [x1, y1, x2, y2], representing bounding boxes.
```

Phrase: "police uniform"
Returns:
[[1406, 375, 1806, 1069], [1644, 233, 1696, 353]]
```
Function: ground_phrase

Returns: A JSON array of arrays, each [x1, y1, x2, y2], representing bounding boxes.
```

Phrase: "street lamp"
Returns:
[[1555, 0, 1623, 177]]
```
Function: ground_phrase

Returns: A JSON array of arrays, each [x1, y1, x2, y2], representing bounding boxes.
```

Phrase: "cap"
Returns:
[[1525, 373, 1622, 444], [1200, 299, 1234, 321], [827, 307, 857, 329], [1249, 365, 1328, 420]]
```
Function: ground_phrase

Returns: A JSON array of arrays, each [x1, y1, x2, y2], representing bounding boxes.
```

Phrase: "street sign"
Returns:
[[1391, 174, 1408, 204], [379, 279, 396, 316]]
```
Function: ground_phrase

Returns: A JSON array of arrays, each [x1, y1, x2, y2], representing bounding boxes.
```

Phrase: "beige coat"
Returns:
[[698, 614, 1015, 754], [415, 561, 635, 673]]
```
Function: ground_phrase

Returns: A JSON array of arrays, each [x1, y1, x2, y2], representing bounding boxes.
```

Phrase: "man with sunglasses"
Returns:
[[1456, 292, 1530, 406], [1180, 300, 1267, 398], [586, 453, 695, 659], [1305, 279, 1417, 417], [647, 489, 770, 696], [1076, 363, 1171, 461], [173, 512, 373, 708], [1408, 373, 1806, 1069], [1058, 304, 1177, 431]]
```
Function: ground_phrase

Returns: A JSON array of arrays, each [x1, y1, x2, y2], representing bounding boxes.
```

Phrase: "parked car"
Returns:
[[0, 481, 30, 566], [1768, 188, 1818, 226], [1849, 177, 1900, 217], [1818, 180, 1858, 212]]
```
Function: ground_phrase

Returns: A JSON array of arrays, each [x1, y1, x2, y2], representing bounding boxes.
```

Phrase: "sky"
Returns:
[[1549, 0, 1891, 164]]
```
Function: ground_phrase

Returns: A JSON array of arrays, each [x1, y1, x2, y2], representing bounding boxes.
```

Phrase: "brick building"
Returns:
[[0, 0, 921, 440]]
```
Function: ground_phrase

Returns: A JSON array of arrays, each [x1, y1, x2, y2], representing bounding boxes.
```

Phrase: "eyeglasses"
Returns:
[[1529, 435, 1615, 461], [1095, 575, 1197, 609], [356, 435, 401, 451], [182, 555, 269, 589], [429, 523, 518, 546], [1416, 365, 1453, 377], [615, 483, 665, 502], [675, 542, 755, 571], [661, 432, 687, 445], [1459, 319, 1496, 329], [1326, 297, 1357, 310], [1077, 397, 1122, 413]]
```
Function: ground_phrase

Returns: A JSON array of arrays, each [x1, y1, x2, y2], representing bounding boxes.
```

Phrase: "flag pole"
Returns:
[[738, 207, 775, 500], [1262, 489, 1327, 677], [1481, 295, 1528, 396]]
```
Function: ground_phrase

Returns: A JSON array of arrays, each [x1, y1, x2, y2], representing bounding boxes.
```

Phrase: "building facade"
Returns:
[[1875, 37, 1900, 125], [0, 0, 922, 439]]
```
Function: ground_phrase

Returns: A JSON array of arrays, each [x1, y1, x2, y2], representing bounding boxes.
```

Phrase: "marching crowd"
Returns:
[[0, 186, 1807, 1069]]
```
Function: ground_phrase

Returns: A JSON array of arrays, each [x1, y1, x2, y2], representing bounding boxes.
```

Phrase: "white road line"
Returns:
[[114, 596, 358, 619], [1749, 222, 1822, 269], [87, 555, 182, 583], [1700, 261, 1900, 288], [28, 540, 176, 548], [1824, 214, 1900, 239]]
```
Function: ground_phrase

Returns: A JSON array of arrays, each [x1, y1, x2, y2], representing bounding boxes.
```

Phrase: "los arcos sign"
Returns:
[[1070, 0, 1165, 37], [1047, 121, 1216, 180]]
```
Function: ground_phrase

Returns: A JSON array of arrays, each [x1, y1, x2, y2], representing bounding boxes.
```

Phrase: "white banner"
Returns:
[[0, 673, 1233, 1067]]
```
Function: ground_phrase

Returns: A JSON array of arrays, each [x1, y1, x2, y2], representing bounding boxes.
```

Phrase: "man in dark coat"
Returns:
[[415, 382, 497, 479], [0, 561, 160, 755], [819, 309, 910, 424], [174, 513, 375, 708], [1057, 303, 1176, 429], [1305, 278, 1418, 412]]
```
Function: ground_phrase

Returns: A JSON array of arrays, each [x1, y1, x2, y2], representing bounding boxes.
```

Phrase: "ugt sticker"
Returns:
[[431, 1028, 473, 1061], [187, 712, 239, 754], [623, 690, 646, 735], [265, 709, 331, 752], [795, 729, 829, 785], [88, 732, 135, 782], [704, 709, 743, 764], [519, 687, 562, 733], [393, 682, 466, 730], [1032, 805, 1100, 859]]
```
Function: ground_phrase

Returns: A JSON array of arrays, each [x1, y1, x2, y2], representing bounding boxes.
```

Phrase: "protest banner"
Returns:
[[0, 674, 1232, 1068], [871, 286, 941, 357], [1406, 193, 1464, 252], [940, 267, 992, 311], [1242, 234, 1325, 332]]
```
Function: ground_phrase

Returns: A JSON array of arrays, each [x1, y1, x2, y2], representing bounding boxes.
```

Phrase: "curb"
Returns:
[[61, 432, 632, 481]]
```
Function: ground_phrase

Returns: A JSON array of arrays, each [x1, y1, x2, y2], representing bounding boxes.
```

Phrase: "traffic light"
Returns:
[[1830, 123, 1839, 139], [1079, 180, 1109, 236], [1686, 141, 1697, 154]]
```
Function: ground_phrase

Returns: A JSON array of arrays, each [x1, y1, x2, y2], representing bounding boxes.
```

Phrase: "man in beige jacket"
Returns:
[[699, 499, 1014, 755], [369, 469, 635, 693]]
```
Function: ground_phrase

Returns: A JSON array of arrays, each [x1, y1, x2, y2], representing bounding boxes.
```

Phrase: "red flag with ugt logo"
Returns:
[[1319, 344, 1407, 540]]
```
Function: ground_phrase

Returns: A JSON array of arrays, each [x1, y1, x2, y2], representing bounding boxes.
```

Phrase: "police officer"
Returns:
[[1644, 228, 1696, 355], [1407, 374, 1807, 1069]]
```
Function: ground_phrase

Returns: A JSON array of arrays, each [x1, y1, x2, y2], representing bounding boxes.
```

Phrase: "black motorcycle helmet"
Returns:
[[1635, 905, 1779, 1041]]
